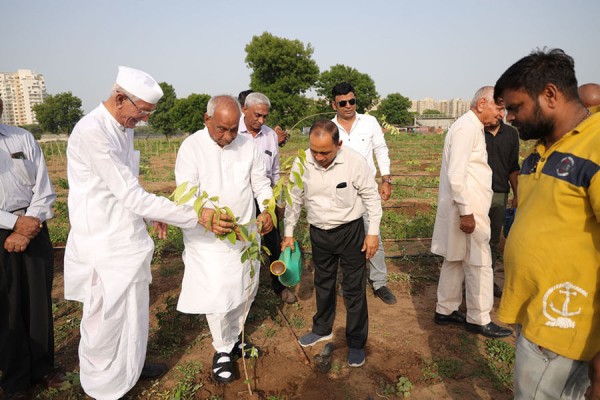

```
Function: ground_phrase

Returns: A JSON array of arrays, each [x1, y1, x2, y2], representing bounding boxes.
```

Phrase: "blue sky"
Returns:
[[3, 0, 599, 112]]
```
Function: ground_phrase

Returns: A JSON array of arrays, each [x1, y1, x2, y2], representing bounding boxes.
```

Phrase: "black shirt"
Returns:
[[484, 121, 520, 193]]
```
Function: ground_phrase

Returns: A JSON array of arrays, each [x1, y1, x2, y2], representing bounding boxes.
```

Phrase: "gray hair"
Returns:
[[244, 92, 271, 109], [206, 95, 242, 117], [111, 83, 140, 102], [470, 86, 495, 108]]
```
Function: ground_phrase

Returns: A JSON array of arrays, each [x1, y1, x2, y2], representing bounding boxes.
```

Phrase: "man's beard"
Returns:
[[514, 101, 554, 141]]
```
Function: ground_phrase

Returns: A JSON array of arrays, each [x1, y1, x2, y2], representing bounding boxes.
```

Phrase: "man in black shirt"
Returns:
[[484, 118, 519, 298]]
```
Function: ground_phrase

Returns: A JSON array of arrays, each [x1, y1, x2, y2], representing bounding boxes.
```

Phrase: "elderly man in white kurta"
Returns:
[[431, 86, 512, 339], [174, 95, 273, 384], [64, 66, 201, 400]]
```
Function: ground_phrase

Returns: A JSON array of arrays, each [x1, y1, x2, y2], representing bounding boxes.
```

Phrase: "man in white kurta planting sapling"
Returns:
[[64, 66, 202, 400], [431, 86, 512, 339], [175, 95, 274, 384]]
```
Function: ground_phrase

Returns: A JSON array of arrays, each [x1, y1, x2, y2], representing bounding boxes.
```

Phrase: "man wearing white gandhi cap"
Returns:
[[64, 66, 201, 399]]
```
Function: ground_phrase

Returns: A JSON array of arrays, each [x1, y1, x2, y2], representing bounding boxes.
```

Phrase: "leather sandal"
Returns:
[[212, 352, 234, 384], [232, 339, 260, 359]]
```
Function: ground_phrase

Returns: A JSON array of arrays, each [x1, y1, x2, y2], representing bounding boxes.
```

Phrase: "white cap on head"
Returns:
[[116, 66, 163, 104]]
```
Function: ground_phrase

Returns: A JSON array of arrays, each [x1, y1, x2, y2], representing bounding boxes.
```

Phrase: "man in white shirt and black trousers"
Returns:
[[0, 97, 65, 400], [282, 119, 382, 368]]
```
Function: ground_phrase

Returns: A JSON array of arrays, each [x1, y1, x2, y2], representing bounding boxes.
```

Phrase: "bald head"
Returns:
[[579, 83, 600, 108], [204, 95, 241, 148]]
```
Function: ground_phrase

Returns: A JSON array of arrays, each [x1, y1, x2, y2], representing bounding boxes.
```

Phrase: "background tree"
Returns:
[[315, 64, 379, 113], [423, 108, 443, 115], [149, 82, 177, 136], [33, 92, 83, 134], [170, 93, 211, 133], [245, 32, 320, 127], [374, 93, 413, 126]]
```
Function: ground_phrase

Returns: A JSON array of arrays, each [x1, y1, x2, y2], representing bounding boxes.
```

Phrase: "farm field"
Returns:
[[31, 131, 516, 400]]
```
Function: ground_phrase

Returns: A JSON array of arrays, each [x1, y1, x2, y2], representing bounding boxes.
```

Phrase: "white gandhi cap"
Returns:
[[116, 66, 163, 104]]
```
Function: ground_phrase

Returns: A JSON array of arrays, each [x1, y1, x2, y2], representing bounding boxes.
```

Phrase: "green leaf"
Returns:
[[293, 171, 303, 190], [171, 182, 192, 202], [209, 196, 219, 202], [284, 184, 293, 206], [177, 187, 198, 205], [241, 250, 249, 263], [226, 230, 237, 244], [262, 245, 271, 256], [239, 225, 250, 242]]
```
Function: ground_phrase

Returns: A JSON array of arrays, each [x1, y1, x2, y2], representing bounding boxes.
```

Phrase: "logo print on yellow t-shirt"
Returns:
[[542, 282, 588, 329]]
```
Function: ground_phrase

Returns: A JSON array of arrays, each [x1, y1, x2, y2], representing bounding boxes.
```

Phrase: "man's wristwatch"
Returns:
[[382, 177, 392, 184]]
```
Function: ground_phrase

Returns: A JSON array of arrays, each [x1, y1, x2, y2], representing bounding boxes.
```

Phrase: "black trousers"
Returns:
[[255, 200, 285, 294], [0, 224, 55, 394], [310, 218, 368, 349]]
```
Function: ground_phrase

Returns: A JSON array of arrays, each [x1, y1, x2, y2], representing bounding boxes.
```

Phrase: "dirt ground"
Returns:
[[43, 237, 513, 400]]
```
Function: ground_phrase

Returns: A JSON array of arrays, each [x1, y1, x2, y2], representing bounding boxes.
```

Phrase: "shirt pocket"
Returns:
[[11, 159, 36, 187], [334, 183, 355, 208]]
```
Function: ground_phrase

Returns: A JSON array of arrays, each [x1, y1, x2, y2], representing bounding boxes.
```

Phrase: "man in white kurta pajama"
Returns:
[[64, 67, 200, 400], [431, 86, 512, 339], [174, 95, 273, 384]]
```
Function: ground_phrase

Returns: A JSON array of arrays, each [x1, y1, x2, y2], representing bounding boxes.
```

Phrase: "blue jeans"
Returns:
[[514, 326, 589, 399]]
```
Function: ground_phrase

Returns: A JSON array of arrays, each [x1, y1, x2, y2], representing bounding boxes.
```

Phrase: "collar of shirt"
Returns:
[[238, 116, 266, 137], [332, 113, 363, 133], [100, 102, 130, 133]]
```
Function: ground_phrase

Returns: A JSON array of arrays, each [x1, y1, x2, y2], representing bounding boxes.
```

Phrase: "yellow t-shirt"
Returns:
[[498, 112, 600, 361]]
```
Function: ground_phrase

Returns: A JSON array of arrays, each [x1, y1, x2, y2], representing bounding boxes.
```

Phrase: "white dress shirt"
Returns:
[[175, 128, 273, 313], [284, 146, 382, 237], [0, 124, 55, 229], [333, 113, 391, 178], [238, 117, 280, 186]]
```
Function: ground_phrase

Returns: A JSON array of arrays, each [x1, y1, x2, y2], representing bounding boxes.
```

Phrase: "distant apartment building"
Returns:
[[409, 97, 470, 118], [0, 69, 47, 125]]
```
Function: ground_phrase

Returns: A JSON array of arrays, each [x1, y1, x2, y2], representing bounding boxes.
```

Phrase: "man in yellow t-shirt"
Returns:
[[495, 49, 600, 399]]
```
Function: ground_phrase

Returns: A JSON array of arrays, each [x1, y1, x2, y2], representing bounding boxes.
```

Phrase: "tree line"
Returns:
[[31, 32, 414, 135]]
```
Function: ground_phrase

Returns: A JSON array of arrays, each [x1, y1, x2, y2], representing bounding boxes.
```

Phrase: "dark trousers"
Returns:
[[488, 192, 508, 267], [0, 225, 55, 394], [255, 200, 285, 294], [310, 218, 368, 349]]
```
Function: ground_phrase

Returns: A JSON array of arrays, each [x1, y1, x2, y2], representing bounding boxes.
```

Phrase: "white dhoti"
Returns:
[[206, 300, 254, 353], [79, 272, 149, 400]]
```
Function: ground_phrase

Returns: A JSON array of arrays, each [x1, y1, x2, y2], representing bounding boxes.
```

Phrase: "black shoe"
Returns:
[[493, 283, 503, 298], [212, 352, 234, 384], [232, 339, 260, 359], [140, 363, 168, 380], [434, 311, 466, 325], [373, 286, 397, 305], [466, 322, 512, 338]]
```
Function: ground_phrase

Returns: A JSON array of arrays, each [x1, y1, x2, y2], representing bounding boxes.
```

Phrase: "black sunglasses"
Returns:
[[337, 98, 356, 107]]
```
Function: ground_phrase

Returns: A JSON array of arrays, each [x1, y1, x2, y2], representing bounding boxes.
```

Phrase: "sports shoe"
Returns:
[[298, 332, 333, 347], [348, 348, 365, 367], [373, 286, 397, 305]]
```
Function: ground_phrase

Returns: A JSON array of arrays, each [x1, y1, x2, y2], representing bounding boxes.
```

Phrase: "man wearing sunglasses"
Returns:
[[331, 82, 396, 305], [64, 66, 203, 399]]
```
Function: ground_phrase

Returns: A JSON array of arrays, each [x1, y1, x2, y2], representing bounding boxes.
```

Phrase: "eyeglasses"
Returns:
[[124, 94, 156, 117], [337, 98, 356, 107]]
